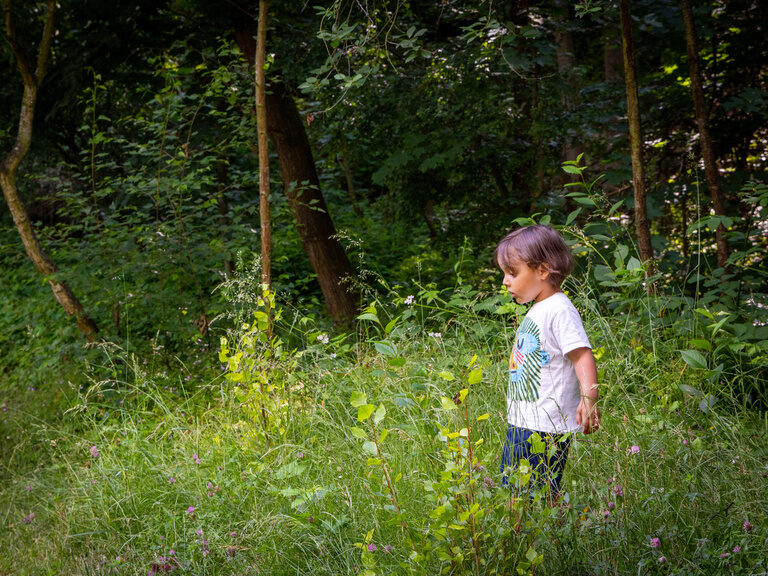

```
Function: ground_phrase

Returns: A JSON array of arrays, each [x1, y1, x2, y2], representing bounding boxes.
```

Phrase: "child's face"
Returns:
[[501, 258, 556, 304]]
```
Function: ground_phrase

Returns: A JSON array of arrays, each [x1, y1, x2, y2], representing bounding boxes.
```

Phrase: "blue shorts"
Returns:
[[500, 425, 571, 494]]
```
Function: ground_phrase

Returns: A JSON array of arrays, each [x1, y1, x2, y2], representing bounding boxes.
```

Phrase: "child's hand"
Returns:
[[577, 396, 600, 434]]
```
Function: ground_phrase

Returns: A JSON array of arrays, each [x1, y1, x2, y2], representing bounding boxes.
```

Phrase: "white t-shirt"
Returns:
[[506, 292, 591, 434]]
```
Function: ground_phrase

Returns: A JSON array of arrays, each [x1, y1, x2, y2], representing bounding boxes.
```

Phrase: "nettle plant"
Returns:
[[219, 284, 295, 448]]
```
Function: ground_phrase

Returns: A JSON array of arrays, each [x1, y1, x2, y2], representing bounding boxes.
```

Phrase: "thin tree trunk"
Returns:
[[1, 0, 98, 340], [216, 158, 234, 275], [255, 0, 272, 287], [553, 0, 583, 169], [680, 0, 730, 269], [339, 147, 363, 218], [619, 0, 655, 276]]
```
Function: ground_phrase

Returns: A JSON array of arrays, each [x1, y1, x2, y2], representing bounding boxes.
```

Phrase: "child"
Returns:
[[495, 225, 600, 497]]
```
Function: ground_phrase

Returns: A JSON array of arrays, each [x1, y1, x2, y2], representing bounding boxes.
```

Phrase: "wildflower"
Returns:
[[428, 331, 442, 339], [90, 445, 100, 459], [658, 556, 666, 564], [193, 453, 201, 464], [384, 544, 392, 553], [26, 486, 32, 492], [23, 512, 35, 524], [404, 295, 415, 305], [187, 506, 196, 515], [201, 539, 209, 557], [650, 537, 661, 548], [720, 552, 728, 559], [367, 543, 377, 552], [744, 521, 753, 532], [733, 546, 741, 553], [317, 333, 330, 345], [608, 501, 615, 510], [227, 546, 236, 557], [168, 477, 175, 484], [196, 529, 203, 535], [296, 452, 304, 460], [629, 445, 640, 455], [602, 510, 611, 519], [614, 485, 624, 497], [329, 353, 337, 359], [683, 439, 688, 445]]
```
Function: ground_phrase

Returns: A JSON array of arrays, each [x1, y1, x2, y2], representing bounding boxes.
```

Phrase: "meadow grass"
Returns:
[[1, 288, 767, 575]]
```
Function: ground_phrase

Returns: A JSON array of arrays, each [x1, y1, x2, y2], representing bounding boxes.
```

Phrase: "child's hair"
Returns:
[[494, 225, 574, 288]]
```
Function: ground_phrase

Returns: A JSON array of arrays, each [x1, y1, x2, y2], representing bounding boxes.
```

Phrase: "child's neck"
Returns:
[[534, 286, 559, 304]]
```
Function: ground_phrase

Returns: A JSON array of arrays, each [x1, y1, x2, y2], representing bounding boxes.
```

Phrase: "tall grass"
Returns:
[[1, 283, 767, 575]]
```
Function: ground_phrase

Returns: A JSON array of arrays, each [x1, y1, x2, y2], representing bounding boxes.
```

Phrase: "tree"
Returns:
[[679, 0, 729, 269], [255, 0, 271, 287], [619, 0, 654, 275], [235, 20, 359, 324], [1, 0, 98, 339]]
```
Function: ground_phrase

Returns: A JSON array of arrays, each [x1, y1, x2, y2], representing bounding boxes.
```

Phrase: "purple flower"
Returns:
[[23, 512, 35, 524], [733, 545, 741, 553], [296, 452, 304, 460], [168, 477, 175, 484], [187, 506, 195, 515], [608, 501, 615, 510], [744, 521, 754, 532], [196, 529, 203, 535], [193, 453, 200, 464], [614, 485, 624, 497], [230, 531, 237, 538], [90, 445, 100, 458], [383, 544, 392, 553], [602, 510, 611, 519], [720, 552, 728, 559], [658, 556, 666, 564], [367, 543, 377, 552], [26, 486, 32, 492], [629, 445, 640, 455], [650, 537, 661, 549]]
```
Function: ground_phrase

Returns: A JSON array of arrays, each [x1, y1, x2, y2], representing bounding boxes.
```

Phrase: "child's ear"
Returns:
[[538, 263, 551, 278]]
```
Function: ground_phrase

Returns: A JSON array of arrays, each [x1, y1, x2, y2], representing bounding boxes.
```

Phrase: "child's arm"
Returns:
[[566, 347, 600, 434]]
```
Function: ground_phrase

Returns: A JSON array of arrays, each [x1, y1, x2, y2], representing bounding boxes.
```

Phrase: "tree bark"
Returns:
[[255, 0, 272, 287], [234, 24, 358, 324], [553, 0, 583, 168], [619, 0, 655, 275], [679, 0, 730, 269], [1, 0, 98, 340]]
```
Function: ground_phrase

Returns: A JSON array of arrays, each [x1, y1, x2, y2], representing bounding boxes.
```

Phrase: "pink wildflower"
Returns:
[[367, 543, 377, 552], [733, 545, 741, 553], [650, 537, 661, 548], [744, 521, 754, 532], [629, 445, 640, 455], [90, 445, 100, 458]]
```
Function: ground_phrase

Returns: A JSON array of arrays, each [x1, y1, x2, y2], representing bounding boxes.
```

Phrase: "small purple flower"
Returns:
[[187, 506, 196, 515], [733, 545, 741, 553], [23, 512, 35, 524], [196, 529, 203, 535], [384, 544, 392, 553], [230, 531, 237, 538], [744, 521, 754, 532], [720, 552, 728, 559], [602, 510, 611, 519], [608, 501, 615, 510], [90, 445, 100, 459], [614, 485, 624, 497], [193, 453, 201, 464], [650, 537, 661, 549], [683, 439, 688, 445], [168, 477, 175, 484], [296, 452, 304, 460], [367, 543, 377, 552], [658, 556, 666, 564], [26, 486, 32, 492], [629, 445, 640, 455]]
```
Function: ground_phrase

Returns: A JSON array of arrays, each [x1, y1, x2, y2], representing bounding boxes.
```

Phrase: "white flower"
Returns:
[[329, 353, 337, 359], [428, 332, 442, 339], [317, 333, 330, 345], [404, 295, 415, 305]]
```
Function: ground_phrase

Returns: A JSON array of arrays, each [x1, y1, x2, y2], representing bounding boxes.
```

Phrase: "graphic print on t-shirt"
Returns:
[[508, 316, 551, 402]]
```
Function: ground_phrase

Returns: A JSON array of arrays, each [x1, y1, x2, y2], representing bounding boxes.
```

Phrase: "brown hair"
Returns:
[[494, 225, 574, 288]]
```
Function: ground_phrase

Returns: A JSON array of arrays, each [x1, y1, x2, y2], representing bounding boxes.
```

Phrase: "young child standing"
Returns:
[[495, 225, 600, 496]]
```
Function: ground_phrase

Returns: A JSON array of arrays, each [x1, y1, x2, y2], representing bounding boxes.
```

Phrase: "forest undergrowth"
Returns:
[[1, 271, 767, 576]]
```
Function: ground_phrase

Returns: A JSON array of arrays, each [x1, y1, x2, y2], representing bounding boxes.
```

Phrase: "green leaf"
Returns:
[[356, 313, 379, 322], [374, 341, 397, 357], [379, 428, 388, 443], [358, 404, 375, 421], [441, 397, 457, 411], [349, 426, 367, 439], [678, 383, 702, 397], [467, 368, 482, 385], [476, 413, 489, 422], [680, 350, 708, 370], [388, 357, 407, 367], [565, 208, 582, 225], [561, 164, 583, 175], [458, 388, 469, 404], [362, 441, 377, 455], [350, 391, 367, 407], [438, 371, 454, 381], [373, 404, 386, 425]]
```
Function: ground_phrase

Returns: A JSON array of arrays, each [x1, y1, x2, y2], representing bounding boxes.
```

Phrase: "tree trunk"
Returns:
[[553, 0, 583, 169], [216, 158, 234, 275], [679, 0, 730, 269], [255, 0, 272, 287], [619, 0, 655, 276], [1, 0, 98, 340], [234, 24, 358, 324]]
